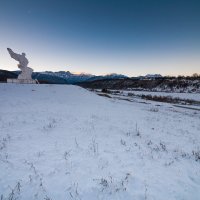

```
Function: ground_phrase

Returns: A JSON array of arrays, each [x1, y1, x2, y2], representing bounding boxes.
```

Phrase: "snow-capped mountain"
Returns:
[[43, 71, 127, 83], [31, 71, 127, 84], [42, 71, 95, 83]]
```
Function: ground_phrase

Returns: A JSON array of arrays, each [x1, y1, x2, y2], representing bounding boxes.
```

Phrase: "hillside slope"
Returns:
[[0, 84, 200, 200]]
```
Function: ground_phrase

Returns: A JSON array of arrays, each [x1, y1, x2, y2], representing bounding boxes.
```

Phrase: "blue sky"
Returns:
[[0, 0, 200, 76]]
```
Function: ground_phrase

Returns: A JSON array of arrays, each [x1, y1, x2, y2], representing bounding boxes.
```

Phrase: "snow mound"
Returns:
[[0, 84, 200, 200]]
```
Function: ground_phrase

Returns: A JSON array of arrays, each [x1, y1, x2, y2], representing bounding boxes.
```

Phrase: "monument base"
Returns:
[[7, 79, 37, 84]]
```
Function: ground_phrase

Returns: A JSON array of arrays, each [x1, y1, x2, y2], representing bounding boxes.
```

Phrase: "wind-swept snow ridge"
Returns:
[[0, 84, 200, 200]]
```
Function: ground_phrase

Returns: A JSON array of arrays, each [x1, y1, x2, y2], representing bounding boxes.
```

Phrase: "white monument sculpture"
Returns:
[[7, 48, 36, 84]]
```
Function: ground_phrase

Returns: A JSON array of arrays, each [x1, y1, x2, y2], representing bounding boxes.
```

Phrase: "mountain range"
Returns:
[[1, 69, 199, 93], [0, 69, 130, 84], [0, 69, 165, 84]]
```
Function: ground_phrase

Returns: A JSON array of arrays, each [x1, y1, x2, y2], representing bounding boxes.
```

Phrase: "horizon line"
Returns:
[[0, 67, 199, 77]]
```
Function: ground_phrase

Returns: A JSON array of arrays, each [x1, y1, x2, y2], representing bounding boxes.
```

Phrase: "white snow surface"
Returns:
[[0, 83, 200, 200]]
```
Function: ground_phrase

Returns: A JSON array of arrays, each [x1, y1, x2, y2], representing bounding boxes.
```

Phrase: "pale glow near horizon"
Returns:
[[1, 48, 199, 77]]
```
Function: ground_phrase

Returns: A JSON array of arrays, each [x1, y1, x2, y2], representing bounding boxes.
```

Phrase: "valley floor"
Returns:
[[0, 83, 200, 200]]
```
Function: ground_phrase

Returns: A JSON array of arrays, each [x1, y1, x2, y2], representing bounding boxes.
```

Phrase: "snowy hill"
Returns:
[[0, 84, 200, 200]]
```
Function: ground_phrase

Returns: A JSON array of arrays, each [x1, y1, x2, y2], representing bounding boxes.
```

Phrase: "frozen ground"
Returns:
[[0, 83, 200, 200]]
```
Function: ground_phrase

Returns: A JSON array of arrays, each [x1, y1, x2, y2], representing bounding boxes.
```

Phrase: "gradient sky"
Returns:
[[0, 0, 200, 76]]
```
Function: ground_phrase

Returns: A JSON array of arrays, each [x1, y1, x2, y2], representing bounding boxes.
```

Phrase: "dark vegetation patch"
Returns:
[[79, 77, 200, 93], [140, 95, 200, 105]]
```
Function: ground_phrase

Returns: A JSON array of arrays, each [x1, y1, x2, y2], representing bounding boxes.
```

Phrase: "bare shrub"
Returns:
[[120, 139, 126, 146], [64, 150, 71, 160], [43, 118, 57, 131], [96, 173, 131, 194], [135, 123, 141, 137], [149, 107, 159, 112], [66, 183, 81, 200], [101, 88, 110, 93], [89, 139, 99, 156], [192, 150, 200, 161]]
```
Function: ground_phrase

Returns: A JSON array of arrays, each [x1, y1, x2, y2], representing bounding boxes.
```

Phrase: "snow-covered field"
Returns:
[[122, 90, 200, 101], [0, 83, 200, 200]]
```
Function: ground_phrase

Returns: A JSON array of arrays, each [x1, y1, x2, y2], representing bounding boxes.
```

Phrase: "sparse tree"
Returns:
[[192, 73, 199, 78]]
